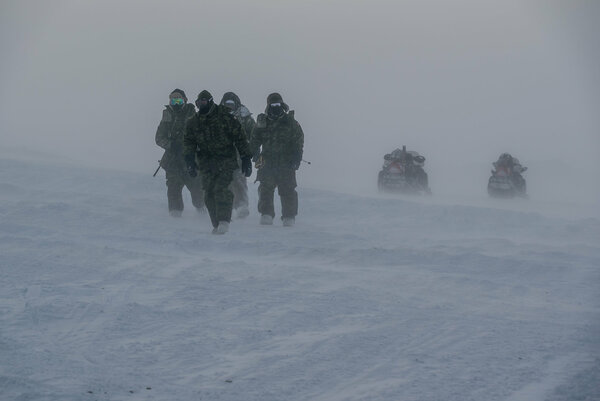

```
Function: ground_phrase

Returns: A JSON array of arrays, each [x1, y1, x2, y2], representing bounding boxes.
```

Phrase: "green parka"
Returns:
[[183, 104, 252, 174], [250, 110, 304, 169], [155, 103, 196, 172]]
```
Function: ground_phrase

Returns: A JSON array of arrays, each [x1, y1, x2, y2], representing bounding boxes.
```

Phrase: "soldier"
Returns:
[[250, 93, 304, 227], [184, 90, 253, 234], [219, 92, 256, 219], [155, 89, 204, 217]]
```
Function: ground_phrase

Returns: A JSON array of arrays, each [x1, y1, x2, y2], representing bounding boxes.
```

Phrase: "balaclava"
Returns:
[[220, 91, 241, 113], [266, 92, 286, 119], [195, 90, 214, 114]]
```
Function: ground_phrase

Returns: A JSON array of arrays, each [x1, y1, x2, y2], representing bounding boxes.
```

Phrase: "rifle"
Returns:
[[152, 160, 161, 177]]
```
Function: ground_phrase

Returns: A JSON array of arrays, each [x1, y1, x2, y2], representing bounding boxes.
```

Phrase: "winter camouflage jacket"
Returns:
[[250, 110, 304, 169], [183, 104, 252, 174], [155, 103, 196, 172], [232, 105, 256, 142], [219, 93, 256, 141]]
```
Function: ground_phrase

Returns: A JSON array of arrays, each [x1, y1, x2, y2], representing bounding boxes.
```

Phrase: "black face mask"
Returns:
[[268, 103, 285, 118], [196, 97, 213, 114]]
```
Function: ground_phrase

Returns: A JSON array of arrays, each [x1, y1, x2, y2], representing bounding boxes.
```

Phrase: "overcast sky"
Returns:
[[1, 0, 598, 202]]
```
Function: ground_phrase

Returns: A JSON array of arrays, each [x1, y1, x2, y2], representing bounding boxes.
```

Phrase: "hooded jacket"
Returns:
[[220, 92, 256, 141], [250, 108, 304, 169], [183, 104, 251, 174], [155, 103, 196, 171]]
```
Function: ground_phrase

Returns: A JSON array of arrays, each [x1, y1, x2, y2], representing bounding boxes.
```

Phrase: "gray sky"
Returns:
[[1, 0, 598, 202]]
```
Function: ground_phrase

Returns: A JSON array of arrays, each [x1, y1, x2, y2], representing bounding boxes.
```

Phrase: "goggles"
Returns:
[[269, 102, 282, 107], [170, 98, 185, 106]]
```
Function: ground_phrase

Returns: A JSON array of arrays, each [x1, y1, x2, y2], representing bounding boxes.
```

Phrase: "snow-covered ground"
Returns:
[[1, 155, 598, 401]]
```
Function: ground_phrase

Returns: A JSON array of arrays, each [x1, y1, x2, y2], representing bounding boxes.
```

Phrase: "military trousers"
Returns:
[[230, 169, 249, 210], [201, 168, 236, 228], [165, 169, 205, 212], [257, 167, 298, 219]]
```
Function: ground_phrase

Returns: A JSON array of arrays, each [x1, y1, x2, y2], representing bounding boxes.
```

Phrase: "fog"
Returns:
[[1, 0, 598, 212]]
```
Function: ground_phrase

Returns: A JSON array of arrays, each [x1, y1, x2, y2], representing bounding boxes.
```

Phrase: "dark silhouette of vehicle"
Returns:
[[487, 153, 527, 198], [378, 146, 431, 195]]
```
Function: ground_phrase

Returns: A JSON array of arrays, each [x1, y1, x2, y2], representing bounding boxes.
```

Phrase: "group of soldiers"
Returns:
[[155, 89, 304, 235]]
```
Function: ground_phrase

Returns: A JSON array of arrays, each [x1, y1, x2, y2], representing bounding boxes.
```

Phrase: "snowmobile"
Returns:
[[487, 153, 527, 198], [378, 146, 431, 195]]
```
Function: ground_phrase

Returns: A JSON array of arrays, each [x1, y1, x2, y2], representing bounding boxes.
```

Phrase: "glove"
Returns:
[[241, 156, 252, 177], [187, 164, 197, 177]]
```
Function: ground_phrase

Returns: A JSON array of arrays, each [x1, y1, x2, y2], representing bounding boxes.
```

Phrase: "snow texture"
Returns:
[[1, 156, 599, 401]]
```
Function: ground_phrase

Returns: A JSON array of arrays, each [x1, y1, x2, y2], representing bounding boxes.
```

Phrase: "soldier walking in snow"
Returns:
[[155, 89, 205, 217], [184, 90, 253, 234], [250, 93, 304, 227], [219, 92, 256, 219]]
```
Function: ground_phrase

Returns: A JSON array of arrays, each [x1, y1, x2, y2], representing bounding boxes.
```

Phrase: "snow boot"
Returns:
[[169, 209, 182, 218], [213, 221, 229, 235], [260, 214, 273, 225], [282, 217, 295, 227]]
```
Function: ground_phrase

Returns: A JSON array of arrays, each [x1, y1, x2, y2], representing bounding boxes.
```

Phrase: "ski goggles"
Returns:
[[224, 100, 236, 111], [170, 98, 185, 106], [197, 97, 213, 107]]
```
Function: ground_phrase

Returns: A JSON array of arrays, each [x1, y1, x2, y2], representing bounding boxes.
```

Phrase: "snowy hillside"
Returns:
[[1, 156, 599, 401]]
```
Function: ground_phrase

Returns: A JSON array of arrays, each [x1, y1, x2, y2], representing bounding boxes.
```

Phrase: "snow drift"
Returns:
[[1, 156, 598, 401]]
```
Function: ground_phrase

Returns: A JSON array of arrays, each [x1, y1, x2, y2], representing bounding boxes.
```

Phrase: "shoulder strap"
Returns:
[[161, 107, 180, 140], [161, 107, 173, 122]]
